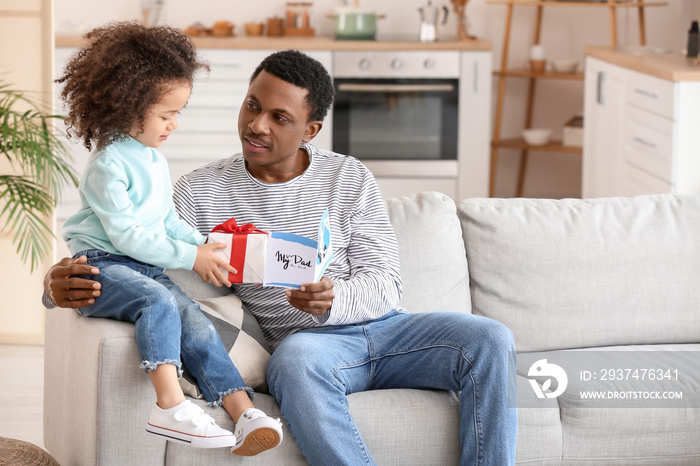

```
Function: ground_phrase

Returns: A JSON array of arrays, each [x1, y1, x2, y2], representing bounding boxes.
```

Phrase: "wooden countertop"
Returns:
[[586, 46, 700, 82], [55, 34, 492, 51]]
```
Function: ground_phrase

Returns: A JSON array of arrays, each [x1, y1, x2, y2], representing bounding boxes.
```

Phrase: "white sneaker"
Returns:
[[146, 400, 236, 448], [231, 408, 283, 456]]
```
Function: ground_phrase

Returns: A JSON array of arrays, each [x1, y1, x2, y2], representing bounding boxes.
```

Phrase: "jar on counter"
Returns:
[[285, 2, 314, 35]]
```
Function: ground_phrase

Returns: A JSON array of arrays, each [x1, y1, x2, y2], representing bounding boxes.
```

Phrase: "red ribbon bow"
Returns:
[[210, 218, 262, 235], [209, 218, 268, 283]]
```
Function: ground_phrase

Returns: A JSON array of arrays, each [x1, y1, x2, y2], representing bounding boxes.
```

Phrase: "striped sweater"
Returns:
[[172, 143, 403, 349]]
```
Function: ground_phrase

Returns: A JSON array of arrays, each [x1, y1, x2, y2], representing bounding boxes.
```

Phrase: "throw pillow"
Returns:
[[164, 269, 272, 395], [386, 191, 471, 314]]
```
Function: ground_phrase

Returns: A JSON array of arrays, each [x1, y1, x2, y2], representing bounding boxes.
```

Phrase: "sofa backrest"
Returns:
[[458, 194, 700, 353], [386, 192, 471, 314]]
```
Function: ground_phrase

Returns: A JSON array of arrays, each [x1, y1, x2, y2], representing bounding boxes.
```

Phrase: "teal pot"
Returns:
[[332, 8, 385, 40]]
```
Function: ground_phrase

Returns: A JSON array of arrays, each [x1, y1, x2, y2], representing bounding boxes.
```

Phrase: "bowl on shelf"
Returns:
[[212, 21, 234, 36], [551, 59, 578, 74], [522, 128, 552, 146], [245, 22, 264, 36]]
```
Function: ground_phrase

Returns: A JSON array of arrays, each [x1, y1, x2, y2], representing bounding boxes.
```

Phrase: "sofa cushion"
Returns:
[[517, 345, 700, 409], [514, 375, 562, 466], [386, 192, 471, 314], [547, 344, 700, 465], [458, 194, 700, 352], [560, 406, 700, 466], [165, 269, 272, 393]]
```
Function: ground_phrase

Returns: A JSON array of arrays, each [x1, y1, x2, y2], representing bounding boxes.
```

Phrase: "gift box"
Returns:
[[207, 210, 333, 288], [208, 218, 269, 284]]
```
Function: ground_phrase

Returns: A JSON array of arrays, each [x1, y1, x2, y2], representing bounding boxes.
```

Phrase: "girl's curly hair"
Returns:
[[56, 22, 208, 151]]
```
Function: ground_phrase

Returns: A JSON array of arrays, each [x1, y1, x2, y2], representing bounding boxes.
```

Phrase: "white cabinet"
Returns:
[[457, 50, 492, 201], [582, 57, 626, 198], [583, 55, 700, 198]]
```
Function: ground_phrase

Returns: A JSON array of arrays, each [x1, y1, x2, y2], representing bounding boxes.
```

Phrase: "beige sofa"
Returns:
[[44, 192, 700, 465]]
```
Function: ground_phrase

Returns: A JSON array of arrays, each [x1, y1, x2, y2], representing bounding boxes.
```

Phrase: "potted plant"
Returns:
[[0, 80, 78, 271]]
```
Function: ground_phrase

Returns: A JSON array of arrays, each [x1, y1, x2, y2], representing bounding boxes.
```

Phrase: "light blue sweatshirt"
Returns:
[[63, 137, 203, 270]]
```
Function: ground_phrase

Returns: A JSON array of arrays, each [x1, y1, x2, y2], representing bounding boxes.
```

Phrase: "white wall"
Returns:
[[53, 0, 697, 198], [0, 0, 54, 344]]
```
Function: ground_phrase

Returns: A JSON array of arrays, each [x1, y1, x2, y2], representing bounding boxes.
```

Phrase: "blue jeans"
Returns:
[[74, 250, 250, 404], [267, 310, 517, 466]]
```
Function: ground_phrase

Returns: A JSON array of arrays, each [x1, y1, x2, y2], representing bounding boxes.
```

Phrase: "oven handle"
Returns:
[[336, 83, 455, 93]]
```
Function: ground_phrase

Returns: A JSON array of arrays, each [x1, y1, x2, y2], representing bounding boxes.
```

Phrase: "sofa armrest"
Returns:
[[44, 307, 166, 465]]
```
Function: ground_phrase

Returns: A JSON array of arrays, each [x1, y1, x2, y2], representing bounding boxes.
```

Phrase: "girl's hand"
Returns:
[[193, 242, 237, 287]]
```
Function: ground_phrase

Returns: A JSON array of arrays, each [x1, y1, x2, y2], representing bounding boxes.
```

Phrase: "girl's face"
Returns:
[[129, 81, 191, 148]]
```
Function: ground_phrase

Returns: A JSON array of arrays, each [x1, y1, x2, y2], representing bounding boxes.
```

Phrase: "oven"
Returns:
[[332, 51, 460, 178]]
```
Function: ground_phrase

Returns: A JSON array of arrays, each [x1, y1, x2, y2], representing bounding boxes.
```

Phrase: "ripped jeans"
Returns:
[[74, 250, 250, 404]]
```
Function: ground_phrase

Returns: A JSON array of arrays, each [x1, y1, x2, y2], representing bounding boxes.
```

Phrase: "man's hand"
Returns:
[[285, 276, 335, 316], [44, 256, 102, 309], [193, 242, 237, 287]]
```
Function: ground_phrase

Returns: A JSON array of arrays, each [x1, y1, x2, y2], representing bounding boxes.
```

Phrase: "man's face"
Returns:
[[237, 70, 321, 180]]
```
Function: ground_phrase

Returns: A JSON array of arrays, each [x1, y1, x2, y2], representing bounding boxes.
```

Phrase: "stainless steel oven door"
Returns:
[[332, 78, 459, 162]]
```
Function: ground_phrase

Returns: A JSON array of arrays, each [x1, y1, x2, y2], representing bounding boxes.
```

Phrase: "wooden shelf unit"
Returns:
[[487, 0, 667, 197]]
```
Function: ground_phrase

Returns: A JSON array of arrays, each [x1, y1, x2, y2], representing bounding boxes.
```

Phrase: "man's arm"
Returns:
[[42, 256, 102, 309], [287, 168, 402, 324]]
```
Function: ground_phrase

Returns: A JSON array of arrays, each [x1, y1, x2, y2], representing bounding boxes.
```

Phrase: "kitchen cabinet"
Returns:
[[582, 56, 626, 198], [457, 50, 492, 201], [582, 50, 700, 198]]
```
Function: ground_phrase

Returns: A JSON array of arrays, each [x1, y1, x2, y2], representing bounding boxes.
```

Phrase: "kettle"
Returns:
[[417, 0, 449, 42]]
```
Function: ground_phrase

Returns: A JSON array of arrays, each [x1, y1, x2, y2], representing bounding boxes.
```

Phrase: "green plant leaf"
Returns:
[[0, 81, 78, 271]]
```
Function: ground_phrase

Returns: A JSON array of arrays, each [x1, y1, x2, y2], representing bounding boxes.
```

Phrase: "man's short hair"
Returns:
[[251, 50, 335, 123]]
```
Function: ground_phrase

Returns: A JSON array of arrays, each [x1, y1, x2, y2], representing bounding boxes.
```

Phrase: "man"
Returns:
[[44, 50, 517, 465]]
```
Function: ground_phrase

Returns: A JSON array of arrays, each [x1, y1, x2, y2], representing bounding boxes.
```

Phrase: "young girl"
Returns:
[[56, 22, 282, 455]]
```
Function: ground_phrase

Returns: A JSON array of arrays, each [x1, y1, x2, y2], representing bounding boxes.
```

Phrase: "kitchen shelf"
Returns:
[[494, 69, 584, 80], [55, 34, 494, 52], [488, 0, 667, 197], [493, 138, 583, 154]]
